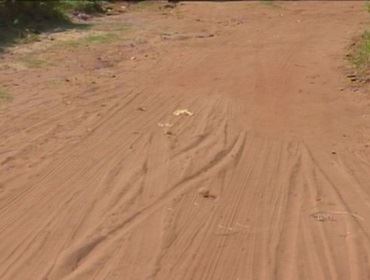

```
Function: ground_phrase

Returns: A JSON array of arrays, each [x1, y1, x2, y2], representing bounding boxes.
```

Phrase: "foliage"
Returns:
[[0, 1, 66, 27], [0, 88, 12, 103], [0, 1, 106, 28], [351, 31, 370, 70], [59, 0, 105, 14], [0, 0, 107, 50]]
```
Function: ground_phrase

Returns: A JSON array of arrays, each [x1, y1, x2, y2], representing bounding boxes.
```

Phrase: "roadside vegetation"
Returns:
[[259, 0, 280, 8], [350, 31, 370, 71], [0, 88, 12, 103], [0, 0, 105, 24], [0, 1, 111, 50], [346, 3, 370, 80]]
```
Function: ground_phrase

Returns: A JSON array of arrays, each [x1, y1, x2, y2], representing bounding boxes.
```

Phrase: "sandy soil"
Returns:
[[0, 1, 370, 279]]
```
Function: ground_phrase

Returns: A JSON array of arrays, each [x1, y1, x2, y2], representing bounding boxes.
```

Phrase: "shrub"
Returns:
[[0, 0, 66, 27], [0, 0, 106, 27]]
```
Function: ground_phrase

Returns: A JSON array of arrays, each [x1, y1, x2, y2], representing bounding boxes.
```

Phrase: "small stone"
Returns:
[[120, 5, 127, 12], [198, 187, 216, 199], [311, 212, 336, 222]]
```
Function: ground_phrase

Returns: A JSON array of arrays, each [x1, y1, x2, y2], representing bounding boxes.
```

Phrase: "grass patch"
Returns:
[[350, 31, 370, 71], [259, 0, 280, 8], [348, 1, 370, 76], [0, 88, 12, 103], [0, 1, 100, 52], [0, 17, 76, 52], [20, 55, 48, 68], [61, 39, 83, 48], [58, 0, 105, 14], [85, 33, 118, 44], [130, 1, 159, 11], [0, 1, 69, 27], [61, 32, 120, 48], [366, 0, 370, 13], [19, 33, 42, 44]]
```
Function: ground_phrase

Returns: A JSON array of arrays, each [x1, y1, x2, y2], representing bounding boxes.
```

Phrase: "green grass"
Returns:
[[130, 1, 159, 11], [350, 31, 370, 71], [259, 0, 280, 8], [19, 33, 41, 44], [0, 88, 12, 103], [61, 32, 120, 48], [58, 0, 104, 14], [0, 1, 101, 52], [85, 33, 118, 44], [61, 39, 83, 48], [20, 55, 48, 68], [348, 1, 370, 73], [366, 0, 370, 13]]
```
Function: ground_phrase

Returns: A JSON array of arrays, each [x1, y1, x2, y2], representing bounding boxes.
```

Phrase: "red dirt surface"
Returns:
[[0, 1, 370, 279]]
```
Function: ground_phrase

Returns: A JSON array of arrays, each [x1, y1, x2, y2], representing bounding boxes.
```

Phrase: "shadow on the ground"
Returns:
[[0, 20, 92, 53]]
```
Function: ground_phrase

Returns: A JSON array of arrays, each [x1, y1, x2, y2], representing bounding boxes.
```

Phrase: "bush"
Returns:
[[0, 1, 66, 27], [0, 0, 109, 50], [59, 0, 105, 14], [351, 31, 370, 71], [0, 0, 105, 27]]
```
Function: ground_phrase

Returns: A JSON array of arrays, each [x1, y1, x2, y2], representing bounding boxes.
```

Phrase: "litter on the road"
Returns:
[[158, 122, 173, 127], [173, 109, 194, 116]]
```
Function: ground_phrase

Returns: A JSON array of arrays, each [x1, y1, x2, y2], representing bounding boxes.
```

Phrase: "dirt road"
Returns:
[[0, 1, 370, 279]]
